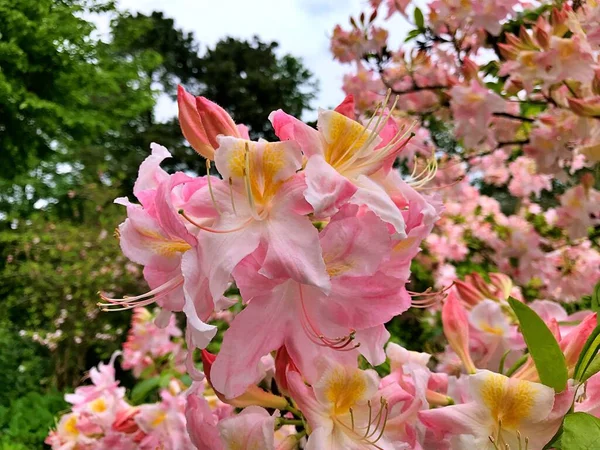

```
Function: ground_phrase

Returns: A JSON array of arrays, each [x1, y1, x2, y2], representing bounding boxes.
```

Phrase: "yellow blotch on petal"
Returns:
[[480, 373, 537, 430], [90, 398, 107, 413], [479, 323, 505, 336], [322, 112, 370, 169], [325, 261, 354, 278], [64, 415, 79, 436], [227, 141, 247, 178], [325, 367, 368, 415], [151, 411, 167, 428]]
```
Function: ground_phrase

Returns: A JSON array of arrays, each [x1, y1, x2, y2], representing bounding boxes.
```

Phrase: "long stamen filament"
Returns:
[[298, 285, 358, 351], [179, 210, 252, 234], [98, 275, 184, 311]]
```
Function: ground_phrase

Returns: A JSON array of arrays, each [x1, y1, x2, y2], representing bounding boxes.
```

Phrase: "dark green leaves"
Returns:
[[130, 377, 161, 405], [508, 298, 567, 391]]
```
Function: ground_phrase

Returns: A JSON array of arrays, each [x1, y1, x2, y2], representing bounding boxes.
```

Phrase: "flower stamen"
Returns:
[[298, 285, 359, 351]]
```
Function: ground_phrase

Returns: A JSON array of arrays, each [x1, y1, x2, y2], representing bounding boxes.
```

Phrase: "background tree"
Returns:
[[196, 36, 319, 141]]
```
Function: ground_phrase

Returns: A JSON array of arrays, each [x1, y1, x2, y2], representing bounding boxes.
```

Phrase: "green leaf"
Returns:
[[405, 29, 421, 42], [561, 412, 600, 450], [582, 354, 600, 383], [130, 377, 160, 405], [414, 8, 425, 29], [574, 326, 600, 382], [592, 283, 600, 326], [509, 297, 568, 392]]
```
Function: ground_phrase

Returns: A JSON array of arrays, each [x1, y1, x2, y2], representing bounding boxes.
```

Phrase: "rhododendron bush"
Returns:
[[47, 1, 600, 449]]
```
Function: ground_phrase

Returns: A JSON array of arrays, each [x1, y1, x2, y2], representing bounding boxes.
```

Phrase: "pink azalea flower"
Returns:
[[470, 150, 510, 187], [450, 81, 505, 149], [419, 370, 573, 449], [287, 357, 411, 449], [555, 183, 600, 239], [45, 412, 96, 450], [270, 98, 413, 234], [105, 144, 220, 368], [508, 157, 552, 198], [193, 135, 330, 302], [186, 388, 277, 450], [136, 389, 195, 450], [210, 205, 411, 398], [65, 352, 125, 411], [576, 373, 600, 417], [122, 307, 184, 378]]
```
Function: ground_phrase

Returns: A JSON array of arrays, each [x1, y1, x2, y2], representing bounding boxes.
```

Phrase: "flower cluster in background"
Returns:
[[331, 0, 600, 302]]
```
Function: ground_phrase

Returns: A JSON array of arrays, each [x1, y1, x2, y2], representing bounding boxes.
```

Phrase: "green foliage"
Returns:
[[0, 328, 50, 406], [574, 323, 600, 383], [508, 297, 568, 392], [0, 0, 156, 219], [551, 412, 600, 450], [0, 197, 145, 389], [0, 392, 66, 449]]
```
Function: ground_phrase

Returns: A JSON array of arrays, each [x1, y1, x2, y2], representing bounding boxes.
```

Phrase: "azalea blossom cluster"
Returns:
[[331, 0, 600, 300], [121, 307, 185, 378], [49, 281, 600, 449], [99, 83, 441, 396]]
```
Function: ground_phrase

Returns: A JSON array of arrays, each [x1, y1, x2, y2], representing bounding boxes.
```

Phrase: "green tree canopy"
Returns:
[[195, 36, 318, 140]]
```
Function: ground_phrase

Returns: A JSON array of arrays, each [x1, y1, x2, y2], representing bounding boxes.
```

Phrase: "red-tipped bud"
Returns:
[[112, 407, 141, 434], [519, 26, 538, 50], [561, 313, 597, 370], [581, 173, 595, 192], [467, 273, 495, 300], [488, 273, 513, 301], [454, 279, 485, 307], [177, 85, 240, 160], [442, 290, 477, 374], [498, 43, 519, 60], [551, 6, 569, 36], [534, 24, 550, 50], [462, 57, 479, 81], [201, 350, 288, 410], [334, 94, 356, 119]]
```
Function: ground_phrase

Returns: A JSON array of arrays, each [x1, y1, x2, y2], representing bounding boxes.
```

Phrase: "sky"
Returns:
[[95, 0, 408, 122]]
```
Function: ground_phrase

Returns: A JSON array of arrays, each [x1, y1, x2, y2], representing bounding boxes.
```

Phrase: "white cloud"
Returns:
[[97, 0, 410, 121]]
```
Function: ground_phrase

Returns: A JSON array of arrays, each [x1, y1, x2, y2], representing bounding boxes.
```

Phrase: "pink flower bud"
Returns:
[[462, 57, 479, 81], [112, 407, 141, 434], [177, 85, 240, 160], [488, 273, 513, 301], [334, 94, 356, 119], [561, 313, 597, 370], [442, 290, 476, 374], [454, 279, 485, 307]]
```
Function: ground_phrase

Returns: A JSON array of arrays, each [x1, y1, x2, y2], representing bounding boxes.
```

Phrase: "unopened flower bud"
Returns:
[[442, 290, 477, 374], [177, 85, 240, 160]]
